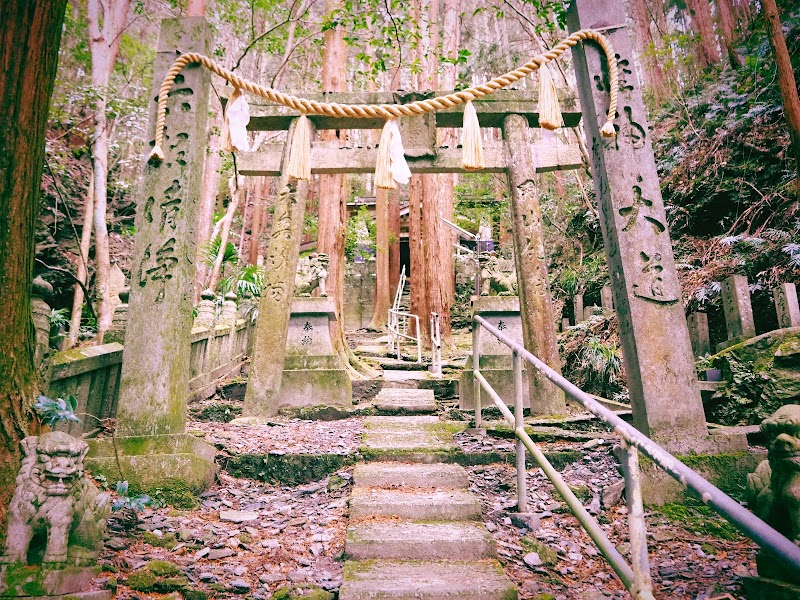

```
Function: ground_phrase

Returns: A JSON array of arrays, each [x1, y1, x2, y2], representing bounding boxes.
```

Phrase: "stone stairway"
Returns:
[[340, 409, 517, 599]]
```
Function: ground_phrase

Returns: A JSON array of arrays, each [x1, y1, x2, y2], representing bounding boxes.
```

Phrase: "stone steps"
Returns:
[[353, 462, 469, 489], [349, 487, 482, 521], [346, 521, 496, 560], [341, 412, 517, 600], [375, 388, 437, 413], [340, 560, 517, 600]]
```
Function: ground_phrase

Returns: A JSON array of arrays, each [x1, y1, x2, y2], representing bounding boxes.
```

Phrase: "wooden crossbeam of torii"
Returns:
[[236, 89, 585, 175], [239, 89, 582, 131]]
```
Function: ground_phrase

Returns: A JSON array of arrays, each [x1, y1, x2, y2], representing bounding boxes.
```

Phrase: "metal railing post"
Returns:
[[473, 321, 482, 429], [622, 440, 654, 599], [513, 350, 527, 513]]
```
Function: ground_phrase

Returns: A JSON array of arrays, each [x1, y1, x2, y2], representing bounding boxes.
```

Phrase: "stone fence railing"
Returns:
[[46, 303, 256, 436]]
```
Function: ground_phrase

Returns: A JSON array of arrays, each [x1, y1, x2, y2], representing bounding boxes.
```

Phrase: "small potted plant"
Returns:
[[696, 354, 722, 381]]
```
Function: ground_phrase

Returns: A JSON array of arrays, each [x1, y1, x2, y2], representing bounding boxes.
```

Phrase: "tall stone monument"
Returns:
[[87, 17, 217, 492], [568, 0, 745, 453]]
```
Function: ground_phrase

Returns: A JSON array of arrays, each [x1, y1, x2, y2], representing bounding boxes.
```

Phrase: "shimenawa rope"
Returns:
[[147, 28, 619, 164]]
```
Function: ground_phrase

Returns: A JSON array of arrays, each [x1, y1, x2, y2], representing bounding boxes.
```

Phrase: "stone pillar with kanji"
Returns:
[[86, 17, 217, 492], [568, 0, 745, 454]]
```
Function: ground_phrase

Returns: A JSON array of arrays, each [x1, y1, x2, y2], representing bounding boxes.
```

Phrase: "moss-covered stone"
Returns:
[[706, 328, 800, 425], [146, 560, 181, 577], [125, 570, 159, 592], [225, 453, 353, 485], [271, 587, 292, 600], [654, 500, 741, 540], [520, 538, 559, 565], [190, 403, 242, 423], [142, 532, 179, 549]]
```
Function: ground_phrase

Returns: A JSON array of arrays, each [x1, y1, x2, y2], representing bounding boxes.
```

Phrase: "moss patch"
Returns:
[[654, 499, 742, 540], [146, 560, 181, 577], [225, 453, 353, 486], [520, 538, 559, 565]]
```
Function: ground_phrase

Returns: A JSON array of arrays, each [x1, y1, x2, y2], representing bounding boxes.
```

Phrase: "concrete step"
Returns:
[[361, 431, 451, 451], [375, 389, 437, 414], [353, 462, 469, 489], [365, 416, 441, 429], [349, 488, 481, 521], [383, 370, 429, 382], [346, 521, 496, 560], [340, 560, 517, 600]]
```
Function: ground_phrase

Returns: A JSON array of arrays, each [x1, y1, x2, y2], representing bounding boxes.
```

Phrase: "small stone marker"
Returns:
[[774, 283, 800, 328], [687, 312, 711, 357], [721, 274, 756, 341], [573, 293, 584, 325], [601, 285, 614, 311]]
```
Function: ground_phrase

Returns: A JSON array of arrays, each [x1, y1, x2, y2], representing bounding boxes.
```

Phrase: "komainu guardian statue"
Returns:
[[479, 252, 517, 297], [747, 404, 800, 544], [295, 252, 329, 297], [1, 432, 110, 565]]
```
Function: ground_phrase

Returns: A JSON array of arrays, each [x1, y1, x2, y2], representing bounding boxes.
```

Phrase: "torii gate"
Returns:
[[89, 0, 746, 493], [237, 88, 579, 420]]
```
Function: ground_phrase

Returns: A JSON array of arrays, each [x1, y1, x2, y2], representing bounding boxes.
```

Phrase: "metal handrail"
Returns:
[[430, 312, 442, 378], [472, 314, 800, 598], [387, 266, 422, 363]]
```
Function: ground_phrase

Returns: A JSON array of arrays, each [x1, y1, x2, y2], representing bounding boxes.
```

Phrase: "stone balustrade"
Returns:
[[46, 299, 256, 435]]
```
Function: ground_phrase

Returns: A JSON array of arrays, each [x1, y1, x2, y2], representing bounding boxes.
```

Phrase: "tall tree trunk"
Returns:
[[388, 189, 400, 294], [685, 0, 721, 67], [718, 0, 742, 67], [369, 187, 391, 329], [630, 0, 666, 100], [248, 177, 265, 265], [208, 177, 243, 292], [762, 0, 800, 188], [195, 118, 221, 300], [0, 0, 67, 527], [68, 179, 94, 348], [88, 0, 131, 343], [318, 0, 350, 355]]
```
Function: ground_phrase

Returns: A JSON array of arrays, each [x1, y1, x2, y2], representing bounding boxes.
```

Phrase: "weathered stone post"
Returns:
[[503, 115, 566, 416], [568, 0, 744, 452], [218, 291, 238, 328], [31, 277, 53, 367], [721, 274, 756, 345], [573, 293, 584, 325], [601, 285, 614, 312], [86, 17, 217, 491], [194, 289, 216, 329], [687, 312, 711, 357], [562, 317, 571, 331], [774, 283, 800, 328], [244, 119, 313, 417]]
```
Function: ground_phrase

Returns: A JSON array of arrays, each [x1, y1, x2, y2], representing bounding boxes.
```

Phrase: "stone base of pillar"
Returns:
[[458, 355, 531, 410], [459, 296, 530, 411], [0, 565, 112, 599], [272, 298, 352, 414], [633, 437, 760, 505], [87, 434, 217, 493]]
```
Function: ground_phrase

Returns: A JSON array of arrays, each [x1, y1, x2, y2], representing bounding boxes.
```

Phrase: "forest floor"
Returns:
[[92, 396, 758, 600]]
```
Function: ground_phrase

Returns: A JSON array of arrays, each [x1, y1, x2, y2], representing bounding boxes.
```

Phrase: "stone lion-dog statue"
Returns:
[[747, 404, 800, 545], [295, 252, 329, 297], [1, 431, 110, 565]]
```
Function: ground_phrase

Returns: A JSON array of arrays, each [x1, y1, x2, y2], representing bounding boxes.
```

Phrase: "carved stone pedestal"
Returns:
[[0, 565, 111, 600], [87, 433, 217, 494], [273, 298, 352, 413], [459, 296, 530, 410]]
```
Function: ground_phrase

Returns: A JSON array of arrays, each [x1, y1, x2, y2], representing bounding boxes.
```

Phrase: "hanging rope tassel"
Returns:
[[461, 100, 484, 171], [286, 113, 311, 181], [375, 120, 396, 190], [537, 65, 564, 131]]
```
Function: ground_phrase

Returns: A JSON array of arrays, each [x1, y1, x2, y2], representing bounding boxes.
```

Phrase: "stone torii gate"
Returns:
[[238, 89, 578, 419], [88, 0, 745, 492]]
